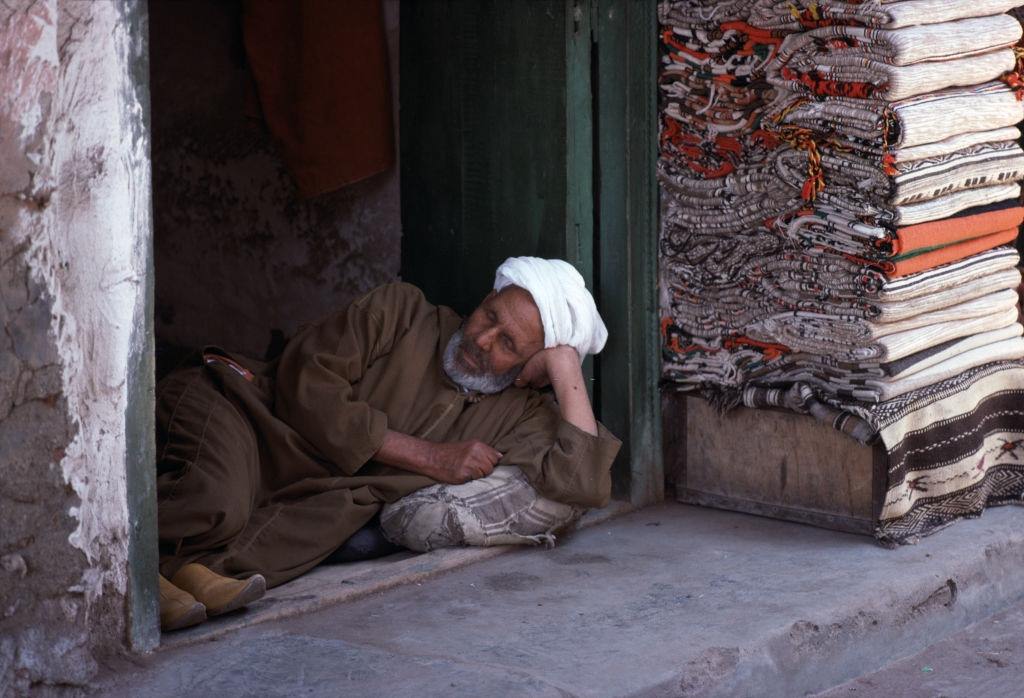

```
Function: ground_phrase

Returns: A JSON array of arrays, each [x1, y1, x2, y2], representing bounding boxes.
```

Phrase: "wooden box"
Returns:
[[663, 393, 887, 535]]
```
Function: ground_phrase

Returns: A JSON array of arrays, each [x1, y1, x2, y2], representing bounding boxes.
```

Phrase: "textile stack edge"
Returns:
[[658, 0, 1024, 542]]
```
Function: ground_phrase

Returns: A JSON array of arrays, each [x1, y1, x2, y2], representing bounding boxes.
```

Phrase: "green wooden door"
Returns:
[[400, 0, 661, 505], [400, 0, 593, 314]]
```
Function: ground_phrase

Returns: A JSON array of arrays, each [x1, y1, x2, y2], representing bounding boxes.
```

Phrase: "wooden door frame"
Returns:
[[126, 0, 159, 651], [591, 0, 662, 505]]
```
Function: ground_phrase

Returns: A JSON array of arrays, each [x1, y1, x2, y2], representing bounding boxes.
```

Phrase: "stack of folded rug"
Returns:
[[754, 7, 1024, 402], [658, 1, 784, 178], [658, 0, 799, 387], [659, 0, 1024, 542]]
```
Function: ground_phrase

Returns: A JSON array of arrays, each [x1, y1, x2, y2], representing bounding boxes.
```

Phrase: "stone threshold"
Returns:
[[159, 499, 635, 649], [102, 504, 1024, 697]]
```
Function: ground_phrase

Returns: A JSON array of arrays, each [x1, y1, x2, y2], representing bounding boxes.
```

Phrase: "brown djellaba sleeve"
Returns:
[[273, 283, 424, 475], [492, 393, 622, 509]]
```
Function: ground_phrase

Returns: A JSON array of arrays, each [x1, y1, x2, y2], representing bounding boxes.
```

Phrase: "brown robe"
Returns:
[[156, 283, 621, 587]]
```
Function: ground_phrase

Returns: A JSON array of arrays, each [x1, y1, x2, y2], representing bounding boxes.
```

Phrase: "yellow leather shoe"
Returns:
[[170, 563, 267, 616], [159, 575, 206, 631]]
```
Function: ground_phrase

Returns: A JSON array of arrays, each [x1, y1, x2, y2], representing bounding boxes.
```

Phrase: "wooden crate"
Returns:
[[663, 393, 887, 535]]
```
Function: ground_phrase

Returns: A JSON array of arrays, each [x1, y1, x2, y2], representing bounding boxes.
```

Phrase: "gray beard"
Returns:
[[442, 328, 521, 394]]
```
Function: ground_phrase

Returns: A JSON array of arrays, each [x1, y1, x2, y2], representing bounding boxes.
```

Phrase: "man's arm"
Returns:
[[374, 430, 502, 484], [491, 345, 619, 508], [514, 346, 598, 435], [274, 283, 425, 475], [375, 346, 599, 486]]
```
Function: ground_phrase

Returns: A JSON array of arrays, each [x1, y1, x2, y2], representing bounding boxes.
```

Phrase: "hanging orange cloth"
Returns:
[[242, 0, 395, 198]]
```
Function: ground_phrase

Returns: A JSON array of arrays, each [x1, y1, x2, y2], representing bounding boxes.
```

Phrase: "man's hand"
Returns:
[[375, 344, 596, 481], [427, 440, 502, 484], [374, 430, 500, 484], [514, 345, 598, 437], [514, 345, 580, 389]]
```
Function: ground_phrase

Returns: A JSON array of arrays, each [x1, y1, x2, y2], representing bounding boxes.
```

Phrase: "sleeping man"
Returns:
[[156, 257, 621, 630]]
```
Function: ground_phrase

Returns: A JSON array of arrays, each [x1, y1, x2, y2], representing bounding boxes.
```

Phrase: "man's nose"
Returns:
[[475, 326, 498, 352]]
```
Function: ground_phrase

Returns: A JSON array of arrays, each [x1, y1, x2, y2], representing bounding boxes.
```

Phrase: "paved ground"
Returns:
[[817, 600, 1024, 698], [95, 503, 1024, 697], [158, 502, 633, 649]]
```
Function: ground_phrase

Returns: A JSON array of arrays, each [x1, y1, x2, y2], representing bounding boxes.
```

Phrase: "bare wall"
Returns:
[[1, 0, 153, 693], [150, 0, 401, 358]]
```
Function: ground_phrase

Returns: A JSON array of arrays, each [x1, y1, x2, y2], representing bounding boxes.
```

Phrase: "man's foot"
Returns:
[[170, 563, 267, 616], [159, 575, 207, 631], [323, 521, 405, 564]]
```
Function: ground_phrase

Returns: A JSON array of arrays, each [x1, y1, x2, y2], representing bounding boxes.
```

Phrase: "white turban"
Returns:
[[493, 257, 608, 360]]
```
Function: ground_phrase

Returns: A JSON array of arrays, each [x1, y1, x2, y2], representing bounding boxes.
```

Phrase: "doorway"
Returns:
[[138, 0, 661, 644]]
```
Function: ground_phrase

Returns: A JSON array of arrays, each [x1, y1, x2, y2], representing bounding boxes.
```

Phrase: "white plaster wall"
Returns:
[[44, 0, 149, 609], [2, 0, 151, 689]]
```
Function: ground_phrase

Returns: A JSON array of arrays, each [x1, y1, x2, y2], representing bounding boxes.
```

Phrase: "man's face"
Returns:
[[442, 286, 545, 394]]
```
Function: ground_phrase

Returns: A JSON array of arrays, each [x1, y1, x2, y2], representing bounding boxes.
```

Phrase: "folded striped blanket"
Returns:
[[741, 333, 1024, 403], [872, 269, 1022, 321], [749, 0, 1024, 31], [665, 252, 1021, 337], [767, 15, 1022, 101], [810, 181, 1021, 227], [754, 323, 1024, 388], [845, 306, 1021, 363], [894, 140, 1024, 197], [768, 82, 1024, 152], [813, 142, 1024, 207], [747, 289, 1021, 360], [773, 140, 1024, 220], [887, 228, 1019, 277], [892, 126, 1022, 162], [878, 246, 1020, 301], [881, 324, 1024, 379], [864, 337, 1024, 401], [890, 204, 1024, 253], [868, 360, 1024, 542], [758, 323, 1024, 390], [895, 183, 1022, 225], [775, 203, 1024, 261]]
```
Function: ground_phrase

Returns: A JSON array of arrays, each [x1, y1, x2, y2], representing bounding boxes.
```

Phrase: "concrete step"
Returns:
[[96, 503, 1024, 697], [158, 501, 635, 650], [815, 599, 1024, 697]]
